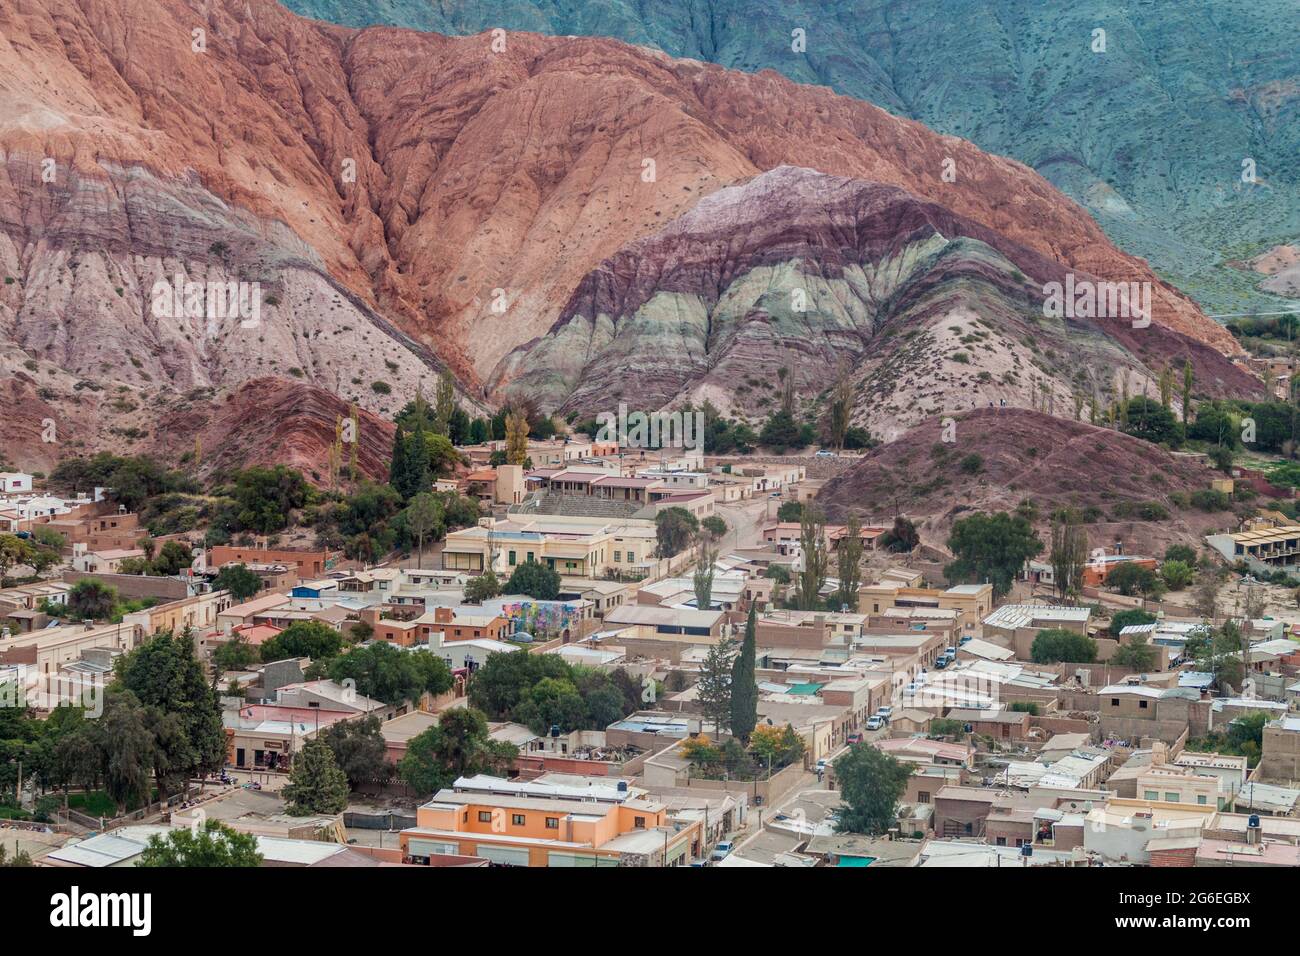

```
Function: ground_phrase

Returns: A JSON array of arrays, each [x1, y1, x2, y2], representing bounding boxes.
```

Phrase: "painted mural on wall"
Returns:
[[495, 599, 583, 640]]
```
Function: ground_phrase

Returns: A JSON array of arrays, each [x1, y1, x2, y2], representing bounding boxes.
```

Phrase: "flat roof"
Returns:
[[983, 604, 1091, 629]]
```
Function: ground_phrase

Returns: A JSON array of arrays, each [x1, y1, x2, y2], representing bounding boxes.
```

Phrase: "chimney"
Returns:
[[1150, 741, 1168, 767]]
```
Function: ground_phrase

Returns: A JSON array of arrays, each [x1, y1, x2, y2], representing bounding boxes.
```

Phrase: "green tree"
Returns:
[[388, 419, 410, 497], [826, 370, 853, 451], [117, 629, 226, 793], [464, 570, 502, 603], [259, 621, 344, 664], [1121, 395, 1183, 447], [66, 578, 118, 620], [321, 715, 392, 788], [0, 533, 35, 583], [467, 650, 571, 718], [655, 507, 699, 558], [879, 515, 919, 553], [138, 820, 263, 867], [1049, 517, 1087, 602], [513, 677, 588, 734], [326, 641, 452, 706], [696, 638, 735, 736], [1029, 628, 1098, 663], [230, 465, 308, 534], [98, 692, 155, 816], [151, 540, 192, 575], [398, 727, 456, 796], [693, 542, 716, 610], [833, 744, 911, 835], [1113, 636, 1157, 671], [505, 410, 530, 466], [835, 514, 864, 610], [795, 504, 828, 610], [729, 606, 758, 744], [759, 408, 802, 452], [283, 738, 350, 815], [776, 501, 803, 523], [945, 511, 1043, 598], [505, 559, 561, 600], [1160, 559, 1195, 591], [701, 515, 727, 539], [433, 368, 456, 437], [403, 492, 444, 569], [212, 635, 260, 676], [1193, 620, 1246, 691], [213, 563, 262, 600], [1108, 609, 1157, 637], [1106, 561, 1164, 598]]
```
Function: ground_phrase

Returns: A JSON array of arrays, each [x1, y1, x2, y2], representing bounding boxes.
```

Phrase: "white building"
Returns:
[[0, 472, 33, 494]]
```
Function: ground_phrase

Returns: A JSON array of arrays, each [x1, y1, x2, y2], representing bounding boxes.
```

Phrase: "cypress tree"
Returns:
[[408, 424, 431, 497], [730, 604, 758, 744], [389, 420, 408, 496]]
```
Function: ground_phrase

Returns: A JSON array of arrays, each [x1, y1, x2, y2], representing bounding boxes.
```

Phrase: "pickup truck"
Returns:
[[711, 841, 736, 861]]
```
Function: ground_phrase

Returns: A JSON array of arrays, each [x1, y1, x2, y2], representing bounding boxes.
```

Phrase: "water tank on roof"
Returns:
[[1248, 814, 1261, 829], [1021, 843, 1033, 857]]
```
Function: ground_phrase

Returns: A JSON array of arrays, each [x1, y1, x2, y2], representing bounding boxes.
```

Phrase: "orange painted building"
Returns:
[[368, 605, 511, 647], [1081, 556, 1159, 588], [400, 781, 700, 867], [208, 545, 331, 577]]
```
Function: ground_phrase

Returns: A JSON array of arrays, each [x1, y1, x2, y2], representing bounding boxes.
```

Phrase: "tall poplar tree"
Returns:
[[730, 605, 758, 745]]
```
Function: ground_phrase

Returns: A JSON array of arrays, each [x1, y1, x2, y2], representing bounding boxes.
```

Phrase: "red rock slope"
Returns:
[[0, 0, 1241, 387]]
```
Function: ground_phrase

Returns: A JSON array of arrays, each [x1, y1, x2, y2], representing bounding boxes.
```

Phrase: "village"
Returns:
[[2, 414, 1300, 874]]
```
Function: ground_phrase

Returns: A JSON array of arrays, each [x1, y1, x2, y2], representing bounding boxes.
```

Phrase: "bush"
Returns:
[[1189, 489, 1231, 512], [1030, 628, 1097, 663]]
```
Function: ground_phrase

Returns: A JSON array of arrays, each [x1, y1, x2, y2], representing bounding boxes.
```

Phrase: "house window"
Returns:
[[1197, 795, 1207, 805], [478, 811, 493, 822], [1165, 793, 1178, 803], [509, 550, 517, 566], [917, 790, 931, 804], [634, 816, 646, 829], [1144, 791, 1158, 801], [546, 817, 559, 829], [1139, 700, 1148, 709], [995, 836, 1006, 846], [1111, 698, 1120, 707], [512, 814, 526, 826], [614, 551, 621, 562]]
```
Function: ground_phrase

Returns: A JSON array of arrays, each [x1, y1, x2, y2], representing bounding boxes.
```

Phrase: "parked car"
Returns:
[[814, 450, 837, 458], [934, 656, 948, 669], [865, 716, 885, 731], [846, 731, 864, 744], [711, 841, 735, 861], [875, 706, 893, 722]]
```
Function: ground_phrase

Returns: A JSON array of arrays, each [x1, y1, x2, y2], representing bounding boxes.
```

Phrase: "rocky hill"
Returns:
[[0, 0, 1264, 468], [818, 407, 1236, 555], [493, 166, 1258, 435], [287, 0, 1300, 319]]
